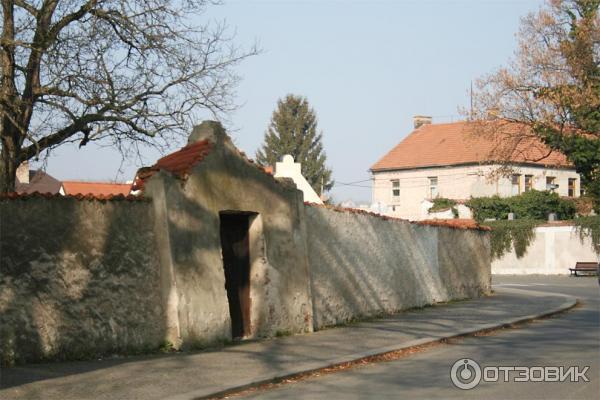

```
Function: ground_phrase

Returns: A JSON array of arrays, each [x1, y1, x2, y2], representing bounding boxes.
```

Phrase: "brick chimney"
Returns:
[[413, 115, 432, 129], [16, 161, 29, 184]]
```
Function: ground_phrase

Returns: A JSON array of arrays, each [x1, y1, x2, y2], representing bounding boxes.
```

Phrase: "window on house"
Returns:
[[546, 176, 556, 191], [524, 175, 533, 192], [429, 177, 438, 199], [391, 179, 400, 200], [568, 178, 576, 197], [511, 174, 521, 195]]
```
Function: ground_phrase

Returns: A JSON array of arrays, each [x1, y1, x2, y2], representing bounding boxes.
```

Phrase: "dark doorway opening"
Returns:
[[219, 212, 252, 339]]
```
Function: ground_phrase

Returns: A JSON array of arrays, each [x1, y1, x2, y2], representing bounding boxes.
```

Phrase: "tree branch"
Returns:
[[14, 0, 37, 17]]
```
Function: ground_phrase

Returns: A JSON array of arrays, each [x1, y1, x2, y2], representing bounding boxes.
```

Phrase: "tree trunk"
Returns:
[[0, 136, 19, 193]]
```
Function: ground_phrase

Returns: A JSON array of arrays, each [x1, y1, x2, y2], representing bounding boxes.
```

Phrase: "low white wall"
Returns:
[[305, 206, 491, 329], [422, 201, 472, 220], [492, 225, 598, 275]]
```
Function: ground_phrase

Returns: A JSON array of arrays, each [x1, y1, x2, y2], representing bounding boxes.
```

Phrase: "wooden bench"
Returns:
[[569, 262, 599, 276]]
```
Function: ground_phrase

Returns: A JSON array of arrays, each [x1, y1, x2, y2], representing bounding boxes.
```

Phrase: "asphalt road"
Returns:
[[239, 276, 599, 400]]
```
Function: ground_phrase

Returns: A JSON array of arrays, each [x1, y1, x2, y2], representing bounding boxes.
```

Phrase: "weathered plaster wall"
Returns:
[[0, 197, 165, 365], [305, 206, 491, 328], [0, 121, 493, 365], [144, 122, 313, 348], [492, 225, 598, 275], [437, 227, 492, 297]]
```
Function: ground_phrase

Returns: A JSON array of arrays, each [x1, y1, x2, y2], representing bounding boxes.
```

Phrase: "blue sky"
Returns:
[[38, 0, 544, 203]]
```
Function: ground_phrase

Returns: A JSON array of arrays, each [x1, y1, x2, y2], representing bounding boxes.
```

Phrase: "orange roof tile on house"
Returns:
[[132, 139, 213, 191], [62, 181, 132, 196], [371, 121, 573, 172]]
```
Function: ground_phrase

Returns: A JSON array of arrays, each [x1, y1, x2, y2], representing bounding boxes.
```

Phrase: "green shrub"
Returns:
[[428, 198, 459, 218], [466, 190, 576, 223], [509, 190, 576, 220], [466, 196, 511, 222], [429, 198, 456, 212], [483, 219, 543, 259], [574, 216, 600, 254]]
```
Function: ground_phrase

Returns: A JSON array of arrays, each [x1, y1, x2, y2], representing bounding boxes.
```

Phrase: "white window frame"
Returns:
[[568, 178, 576, 197], [546, 176, 556, 191], [391, 179, 400, 201], [524, 175, 533, 192], [511, 174, 521, 195], [428, 176, 438, 199]]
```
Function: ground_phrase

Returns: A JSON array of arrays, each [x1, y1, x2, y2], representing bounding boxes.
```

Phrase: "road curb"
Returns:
[[167, 290, 578, 400]]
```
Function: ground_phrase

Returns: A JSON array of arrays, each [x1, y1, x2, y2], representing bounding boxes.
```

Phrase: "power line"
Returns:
[[334, 183, 372, 188], [335, 173, 488, 189], [335, 178, 372, 186]]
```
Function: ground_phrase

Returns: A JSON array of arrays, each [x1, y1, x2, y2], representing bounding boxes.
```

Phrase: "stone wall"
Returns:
[[0, 122, 493, 365], [305, 206, 491, 328], [0, 196, 165, 365], [492, 224, 598, 275]]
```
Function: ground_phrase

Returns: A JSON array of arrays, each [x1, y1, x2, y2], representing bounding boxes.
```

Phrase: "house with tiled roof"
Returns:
[[370, 116, 581, 220], [15, 161, 132, 197], [15, 162, 64, 195], [62, 181, 132, 196]]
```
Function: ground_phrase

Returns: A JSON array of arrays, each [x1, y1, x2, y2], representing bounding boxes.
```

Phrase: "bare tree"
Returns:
[[471, 0, 599, 208], [0, 0, 256, 192]]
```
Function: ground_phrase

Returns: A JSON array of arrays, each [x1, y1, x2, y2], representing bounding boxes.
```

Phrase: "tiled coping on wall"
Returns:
[[0, 192, 149, 202], [304, 202, 491, 232]]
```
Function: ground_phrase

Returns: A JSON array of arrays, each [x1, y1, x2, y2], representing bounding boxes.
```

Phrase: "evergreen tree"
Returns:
[[256, 95, 333, 194]]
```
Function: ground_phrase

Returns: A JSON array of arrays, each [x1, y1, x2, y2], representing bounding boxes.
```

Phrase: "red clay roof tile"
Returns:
[[154, 140, 213, 178], [132, 139, 213, 191], [62, 181, 131, 196], [0, 192, 147, 201], [371, 121, 572, 171]]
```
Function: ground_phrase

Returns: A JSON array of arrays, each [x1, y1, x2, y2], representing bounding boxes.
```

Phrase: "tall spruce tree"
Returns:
[[256, 95, 333, 194]]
